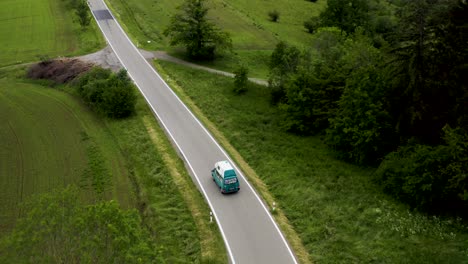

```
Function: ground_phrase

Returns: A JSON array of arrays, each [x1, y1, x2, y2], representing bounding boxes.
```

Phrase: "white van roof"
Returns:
[[214, 160, 235, 178]]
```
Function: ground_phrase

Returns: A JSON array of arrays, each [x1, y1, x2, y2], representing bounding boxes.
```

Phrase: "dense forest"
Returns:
[[268, 0, 467, 216]]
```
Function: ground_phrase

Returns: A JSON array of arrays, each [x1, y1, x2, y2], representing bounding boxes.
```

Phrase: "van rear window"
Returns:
[[224, 178, 237, 185]]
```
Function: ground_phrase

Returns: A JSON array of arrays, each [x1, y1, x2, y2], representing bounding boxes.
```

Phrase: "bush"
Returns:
[[268, 10, 280, 22], [376, 126, 468, 215], [73, 67, 112, 94], [304, 17, 321, 33], [101, 70, 137, 118], [233, 65, 249, 94], [75, 68, 137, 118]]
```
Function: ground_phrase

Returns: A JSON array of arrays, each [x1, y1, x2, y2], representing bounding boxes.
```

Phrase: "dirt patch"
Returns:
[[27, 58, 94, 84], [77, 46, 123, 72], [77, 45, 154, 72]]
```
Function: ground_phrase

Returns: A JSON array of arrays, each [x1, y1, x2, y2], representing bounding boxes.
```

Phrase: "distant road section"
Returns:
[[88, 0, 298, 263]]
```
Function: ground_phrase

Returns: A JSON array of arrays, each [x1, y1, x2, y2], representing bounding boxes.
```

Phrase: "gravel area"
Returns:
[[78, 46, 268, 86]]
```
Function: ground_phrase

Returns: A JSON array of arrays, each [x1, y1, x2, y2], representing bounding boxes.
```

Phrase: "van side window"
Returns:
[[216, 170, 222, 178]]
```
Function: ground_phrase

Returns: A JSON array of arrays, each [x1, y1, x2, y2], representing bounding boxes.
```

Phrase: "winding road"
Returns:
[[88, 0, 297, 263]]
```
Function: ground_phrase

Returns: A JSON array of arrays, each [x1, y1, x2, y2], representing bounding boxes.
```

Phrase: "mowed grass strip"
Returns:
[[0, 0, 104, 67], [0, 76, 132, 235], [213, 0, 325, 47], [155, 60, 468, 263]]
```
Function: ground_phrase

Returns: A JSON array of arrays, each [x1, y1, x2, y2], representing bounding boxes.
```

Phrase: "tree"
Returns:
[[278, 28, 347, 134], [268, 41, 302, 104], [376, 126, 468, 215], [389, 0, 468, 144], [164, 0, 232, 60], [268, 10, 280, 22], [76, 0, 91, 28], [325, 32, 396, 164], [304, 16, 321, 33], [233, 65, 249, 94], [320, 0, 370, 34], [326, 66, 395, 164], [0, 187, 156, 263]]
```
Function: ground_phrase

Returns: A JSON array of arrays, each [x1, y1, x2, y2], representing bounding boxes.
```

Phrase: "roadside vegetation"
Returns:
[[105, 0, 468, 262], [0, 0, 104, 67], [155, 59, 468, 263], [2, 0, 466, 262]]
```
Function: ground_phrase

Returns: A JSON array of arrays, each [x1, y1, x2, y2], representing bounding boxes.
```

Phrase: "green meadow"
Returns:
[[0, 67, 226, 262], [105, 0, 325, 78], [0, 74, 133, 234], [155, 60, 468, 263], [0, 0, 104, 67], [0, 0, 226, 262]]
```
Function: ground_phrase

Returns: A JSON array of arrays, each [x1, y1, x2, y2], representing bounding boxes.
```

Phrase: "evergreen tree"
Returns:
[[164, 0, 232, 60], [390, 0, 468, 144]]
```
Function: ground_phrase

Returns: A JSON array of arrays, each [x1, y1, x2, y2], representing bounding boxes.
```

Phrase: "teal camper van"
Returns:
[[211, 160, 240, 193]]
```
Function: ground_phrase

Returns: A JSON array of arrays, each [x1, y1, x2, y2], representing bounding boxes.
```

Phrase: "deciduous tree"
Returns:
[[76, 0, 91, 28], [320, 0, 370, 34], [0, 187, 156, 263]]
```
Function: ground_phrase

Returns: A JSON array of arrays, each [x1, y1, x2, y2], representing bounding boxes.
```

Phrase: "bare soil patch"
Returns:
[[27, 58, 93, 84]]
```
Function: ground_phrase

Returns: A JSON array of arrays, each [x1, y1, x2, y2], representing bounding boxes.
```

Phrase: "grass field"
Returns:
[[0, 72, 133, 235], [0, 0, 104, 67], [105, 0, 325, 78], [0, 0, 225, 260], [0, 66, 226, 262], [155, 60, 468, 263]]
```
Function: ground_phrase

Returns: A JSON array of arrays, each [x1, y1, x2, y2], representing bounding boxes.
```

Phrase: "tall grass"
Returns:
[[99, 81, 227, 263], [155, 60, 468, 263]]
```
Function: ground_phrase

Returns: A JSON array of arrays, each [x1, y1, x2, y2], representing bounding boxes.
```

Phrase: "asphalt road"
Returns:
[[88, 1, 298, 263]]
